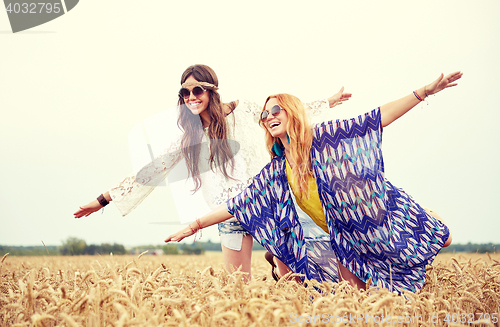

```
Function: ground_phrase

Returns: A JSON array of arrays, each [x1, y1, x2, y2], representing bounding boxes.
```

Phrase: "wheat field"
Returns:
[[0, 251, 499, 326]]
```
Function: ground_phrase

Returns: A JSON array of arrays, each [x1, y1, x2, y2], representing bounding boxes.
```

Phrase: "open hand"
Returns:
[[165, 225, 196, 243], [74, 200, 102, 218], [328, 87, 352, 108], [426, 71, 463, 96]]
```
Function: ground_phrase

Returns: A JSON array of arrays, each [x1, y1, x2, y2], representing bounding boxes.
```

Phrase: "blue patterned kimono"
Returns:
[[226, 108, 450, 293]]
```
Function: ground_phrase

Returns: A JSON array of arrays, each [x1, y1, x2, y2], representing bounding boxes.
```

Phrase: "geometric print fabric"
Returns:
[[227, 108, 450, 294]]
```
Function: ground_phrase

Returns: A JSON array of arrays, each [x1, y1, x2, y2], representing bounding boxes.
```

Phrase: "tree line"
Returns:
[[2, 238, 495, 256], [0, 237, 261, 256], [440, 242, 498, 253], [0, 237, 128, 256], [58, 237, 127, 255]]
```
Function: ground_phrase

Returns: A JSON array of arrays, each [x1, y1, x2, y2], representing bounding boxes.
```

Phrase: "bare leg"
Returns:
[[337, 259, 366, 291], [221, 234, 253, 282], [275, 256, 291, 276], [273, 254, 365, 288], [274, 256, 302, 282], [277, 255, 366, 289], [423, 207, 452, 247]]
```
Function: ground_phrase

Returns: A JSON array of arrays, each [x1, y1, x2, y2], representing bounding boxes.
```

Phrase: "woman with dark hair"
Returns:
[[74, 64, 350, 281], [165, 71, 461, 293]]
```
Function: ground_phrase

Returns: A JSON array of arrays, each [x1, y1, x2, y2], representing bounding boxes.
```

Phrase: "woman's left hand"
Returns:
[[164, 226, 196, 243], [426, 71, 463, 96], [328, 87, 352, 108]]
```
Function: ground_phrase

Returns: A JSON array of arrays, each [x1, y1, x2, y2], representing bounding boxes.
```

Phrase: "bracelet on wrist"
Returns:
[[97, 194, 109, 207], [413, 90, 424, 102], [188, 219, 203, 242]]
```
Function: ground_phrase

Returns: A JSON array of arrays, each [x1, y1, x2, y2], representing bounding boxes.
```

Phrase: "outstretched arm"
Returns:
[[242, 88, 352, 121], [73, 125, 184, 219], [380, 71, 462, 127], [305, 87, 352, 117], [164, 204, 233, 242]]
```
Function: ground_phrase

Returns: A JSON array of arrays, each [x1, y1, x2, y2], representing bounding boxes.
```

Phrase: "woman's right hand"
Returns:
[[74, 200, 102, 218]]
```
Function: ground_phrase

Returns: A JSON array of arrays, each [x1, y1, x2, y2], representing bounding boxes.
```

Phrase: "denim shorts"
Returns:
[[218, 220, 249, 251]]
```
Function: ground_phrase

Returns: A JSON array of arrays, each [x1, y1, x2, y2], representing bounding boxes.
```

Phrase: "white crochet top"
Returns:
[[109, 99, 330, 221]]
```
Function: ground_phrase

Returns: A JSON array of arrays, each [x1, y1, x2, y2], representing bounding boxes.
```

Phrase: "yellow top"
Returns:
[[285, 159, 328, 233]]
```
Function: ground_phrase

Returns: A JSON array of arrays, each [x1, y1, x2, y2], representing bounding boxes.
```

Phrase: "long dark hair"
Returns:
[[177, 64, 235, 192]]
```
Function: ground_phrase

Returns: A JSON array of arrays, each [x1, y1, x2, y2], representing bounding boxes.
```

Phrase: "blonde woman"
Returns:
[[166, 71, 461, 293]]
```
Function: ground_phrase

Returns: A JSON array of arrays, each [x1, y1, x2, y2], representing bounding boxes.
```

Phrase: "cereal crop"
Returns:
[[1, 252, 499, 326]]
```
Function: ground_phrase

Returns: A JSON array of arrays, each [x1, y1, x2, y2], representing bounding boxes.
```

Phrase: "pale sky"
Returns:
[[1, 0, 499, 247]]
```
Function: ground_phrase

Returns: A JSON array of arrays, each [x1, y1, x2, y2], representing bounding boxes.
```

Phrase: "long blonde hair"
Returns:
[[260, 94, 314, 198]]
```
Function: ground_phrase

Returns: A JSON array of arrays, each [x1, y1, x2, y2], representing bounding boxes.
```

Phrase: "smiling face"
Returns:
[[263, 97, 288, 139], [182, 75, 210, 116]]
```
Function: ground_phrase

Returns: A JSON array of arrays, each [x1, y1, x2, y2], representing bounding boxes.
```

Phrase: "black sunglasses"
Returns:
[[178, 85, 207, 100], [260, 105, 283, 122]]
